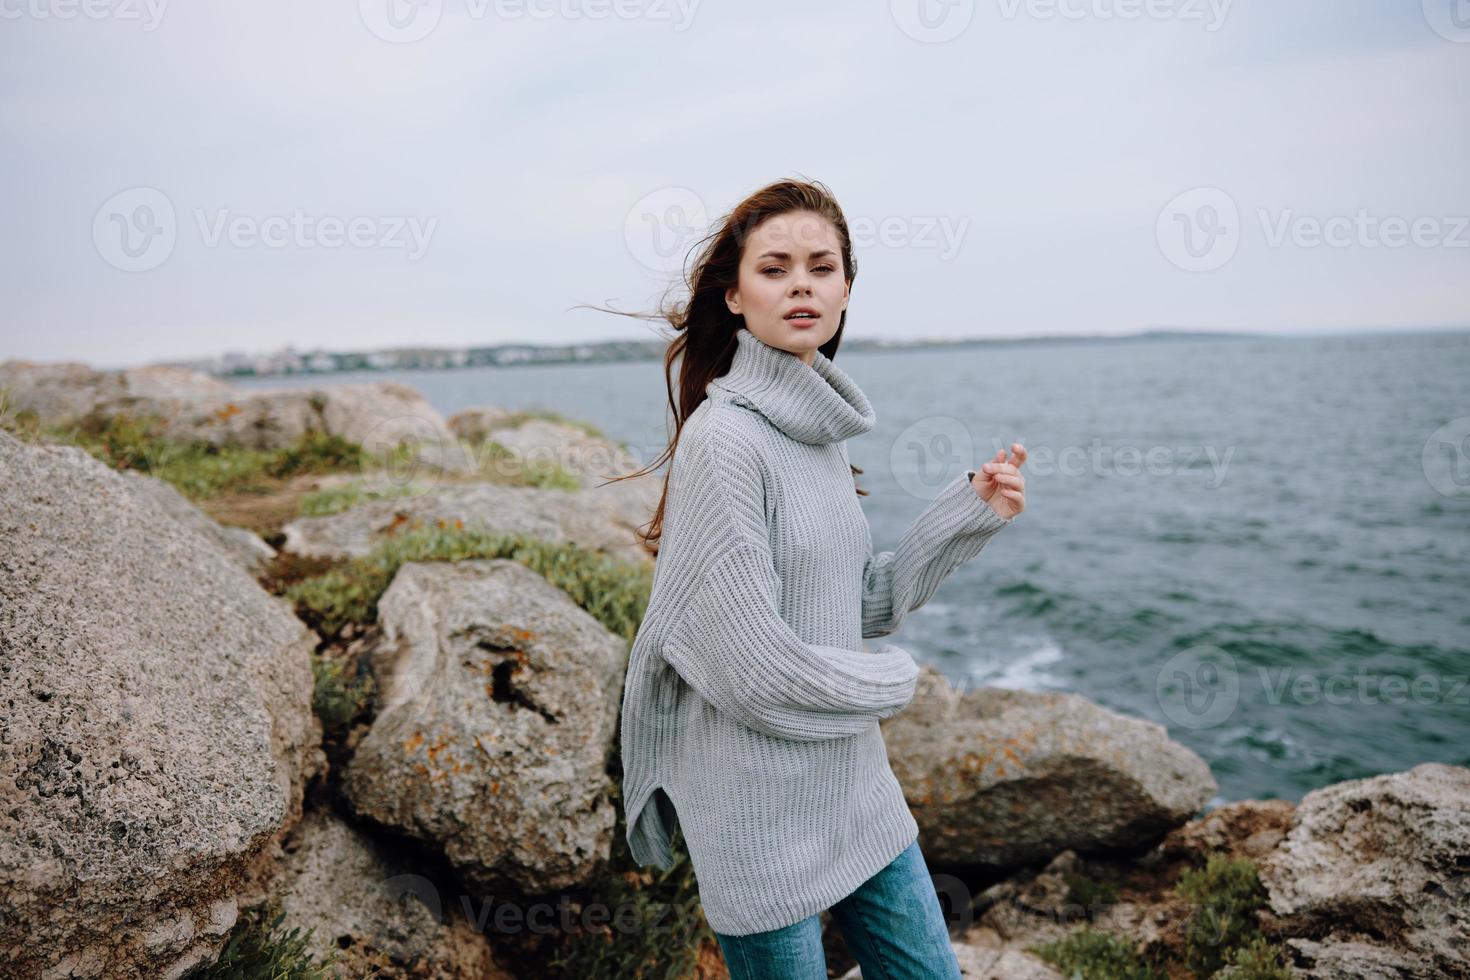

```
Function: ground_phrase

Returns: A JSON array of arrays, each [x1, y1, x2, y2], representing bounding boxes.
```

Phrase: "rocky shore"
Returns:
[[2, 360, 1466, 979]]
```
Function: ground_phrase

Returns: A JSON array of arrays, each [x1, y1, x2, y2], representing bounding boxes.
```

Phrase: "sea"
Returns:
[[235, 328, 1470, 807]]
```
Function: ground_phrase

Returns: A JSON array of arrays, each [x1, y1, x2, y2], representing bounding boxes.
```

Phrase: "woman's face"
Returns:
[[725, 210, 849, 365]]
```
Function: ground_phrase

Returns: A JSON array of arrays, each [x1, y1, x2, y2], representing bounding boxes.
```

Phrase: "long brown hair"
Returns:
[[582, 178, 869, 559]]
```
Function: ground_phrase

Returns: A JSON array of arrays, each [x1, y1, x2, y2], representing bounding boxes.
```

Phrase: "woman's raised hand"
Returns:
[[970, 442, 1027, 519]]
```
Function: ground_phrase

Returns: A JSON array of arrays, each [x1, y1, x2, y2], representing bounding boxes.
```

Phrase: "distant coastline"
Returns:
[[148, 328, 1271, 380]]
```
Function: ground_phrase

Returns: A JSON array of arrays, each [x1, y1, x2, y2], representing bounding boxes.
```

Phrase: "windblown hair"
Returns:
[[584, 177, 867, 558]]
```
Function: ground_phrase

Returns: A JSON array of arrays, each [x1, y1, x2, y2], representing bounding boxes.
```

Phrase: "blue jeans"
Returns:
[[713, 839, 962, 980]]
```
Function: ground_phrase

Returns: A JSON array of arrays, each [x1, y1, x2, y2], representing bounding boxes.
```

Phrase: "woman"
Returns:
[[610, 178, 1027, 979]]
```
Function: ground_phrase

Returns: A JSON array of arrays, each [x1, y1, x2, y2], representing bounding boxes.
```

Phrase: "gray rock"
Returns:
[[0, 430, 323, 979], [0, 360, 234, 425], [274, 809, 511, 979], [449, 408, 661, 526], [342, 559, 628, 894], [117, 469, 276, 577], [280, 480, 654, 566], [445, 406, 519, 444], [1279, 936, 1440, 979], [160, 381, 474, 473], [1260, 762, 1470, 978], [0, 361, 472, 473], [884, 667, 1217, 867]]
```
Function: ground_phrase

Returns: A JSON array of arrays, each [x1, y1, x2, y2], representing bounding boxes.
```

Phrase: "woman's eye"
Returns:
[[761, 264, 835, 276]]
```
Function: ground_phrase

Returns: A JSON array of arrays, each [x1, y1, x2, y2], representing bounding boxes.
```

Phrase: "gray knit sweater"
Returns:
[[618, 326, 1012, 937]]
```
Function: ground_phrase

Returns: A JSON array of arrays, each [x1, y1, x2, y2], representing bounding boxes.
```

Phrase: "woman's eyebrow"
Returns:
[[757, 249, 837, 261]]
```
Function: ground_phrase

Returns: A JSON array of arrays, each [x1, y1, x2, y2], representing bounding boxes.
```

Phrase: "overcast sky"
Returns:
[[2, 0, 1467, 369]]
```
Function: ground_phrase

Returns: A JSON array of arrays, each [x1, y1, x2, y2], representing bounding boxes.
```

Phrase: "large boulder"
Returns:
[[448, 407, 661, 528], [0, 360, 234, 425], [274, 809, 511, 979], [117, 469, 276, 577], [280, 481, 654, 566], [0, 430, 323, 978], [159, 382, 471, 469], [1259, 762, 1470, 978], [342, 559, 628, 895], [884, 668, 1217, 867], [0, 360, 472, 472]]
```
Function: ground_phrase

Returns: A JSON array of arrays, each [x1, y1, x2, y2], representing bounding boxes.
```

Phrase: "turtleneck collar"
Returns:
[[707, 327, 876, 445]]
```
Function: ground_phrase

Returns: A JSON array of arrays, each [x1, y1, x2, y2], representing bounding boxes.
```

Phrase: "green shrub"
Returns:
[[284, 522, 651, 644], [263, 430, 366, 479], [1064, 871, 1120, 916], [1176, 853, 1271, 978], [298, 480, 428, 516], [475, 439, 583, 490], [183, 899, 347, 980], [311, 652, 376, 733], [36, 410, 390, 500], [1220, 935, 1295, 978], [1029, 924, 1166, 980]]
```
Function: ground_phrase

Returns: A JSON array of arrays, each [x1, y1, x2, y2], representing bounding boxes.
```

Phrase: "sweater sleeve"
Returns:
[[860, 468, 1012, 639], [662, 542, 921, 742], [656, 419, 920, 742]]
